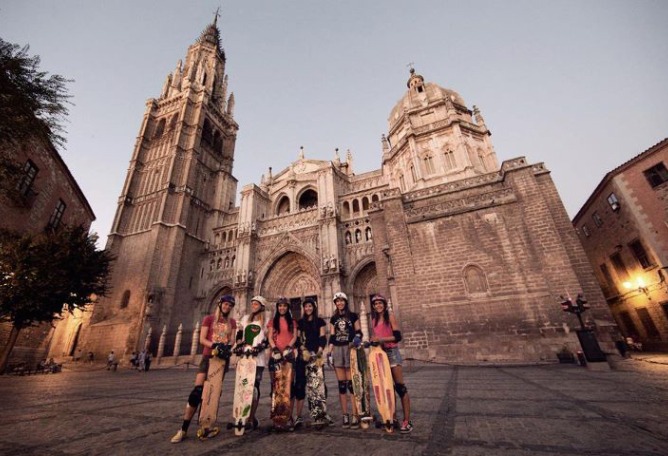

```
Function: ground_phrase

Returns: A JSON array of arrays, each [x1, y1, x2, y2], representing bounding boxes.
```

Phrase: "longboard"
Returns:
[[350, 346, 372, 429], [197, 320, 231, 440], [229, 348, 257, 436], [270, 352, 293, 431], [367, 343, 395, 433], [304, 351, 328, 427]]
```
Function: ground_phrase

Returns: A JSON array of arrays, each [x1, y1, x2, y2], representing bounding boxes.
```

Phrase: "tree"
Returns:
[[0, 37, 72, 200], [0, 38, 72, 149], [0, 225, 113, 373]]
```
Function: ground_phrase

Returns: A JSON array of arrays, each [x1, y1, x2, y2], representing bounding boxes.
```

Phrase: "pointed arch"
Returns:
[[276, 195, 291, 215], [463, 264, 489, 294]]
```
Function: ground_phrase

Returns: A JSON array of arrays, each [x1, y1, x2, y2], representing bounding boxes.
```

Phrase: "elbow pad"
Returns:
[[235, 330, 243, 342], [318, 336, 327, 349], [355, 330, 363, 339], [392, 330, 402, 343], [329, 335, 336, 345]]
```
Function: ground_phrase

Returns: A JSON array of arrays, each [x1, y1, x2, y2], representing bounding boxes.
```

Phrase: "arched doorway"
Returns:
[[261, 251, 319, 320], [352, 261, 378, 314]]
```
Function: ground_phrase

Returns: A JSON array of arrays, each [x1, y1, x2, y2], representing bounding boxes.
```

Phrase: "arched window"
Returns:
[[277, 196, 291, 215], [342, 201, 351, 218], [355, 229, 362, 243], [410, 164, 417, 183], [216, 258, 222, 269], [444, 149, 456, 170], [169, 115, 177, 130], [352, 199, 360, 215], [399, 174, 406, 192], [362, 197, 370, 211], [345, 231, 352, 245], [372, 194, 380, 203], [298, 189, 318, 210], [201, 120, 213, 147], [209, 259, 215, 271], [224, 256, 230, 268], [120, 290, 131, 309], [213, 131, 223, 155], [464, 265, 488, 294], [477, 148, 487, 172], [153, 118, 166, 138], [365, 227, 372, 241], [231, 255, 236, 267], [423, 153, 435, 175]]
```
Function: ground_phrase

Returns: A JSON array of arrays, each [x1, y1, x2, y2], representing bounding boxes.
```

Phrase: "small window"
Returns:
[[643, 163, 668, 188], [582, 224, 591, 237], [464, 265, 488, 293], [607, 193, 620, 211], [120, 290, 131, 309], [629, 239, 653, 269], [636, 308, 660, 339], [610, 252, 629, 282], [17, 160, 39, 196], [592, 212, 603, 227], [46, 199, 66, 230], [410, 165, 417, 183], [399, 174, 406, 192], [443, 150, 456, 170]]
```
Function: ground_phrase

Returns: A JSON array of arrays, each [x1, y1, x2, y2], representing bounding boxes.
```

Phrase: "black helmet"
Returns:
[[219, 294, 236, 306], [303, 298, 317, 309]]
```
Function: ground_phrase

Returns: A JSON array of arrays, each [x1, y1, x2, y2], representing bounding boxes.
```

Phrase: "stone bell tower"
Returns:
[[84, 16, 239, 356]]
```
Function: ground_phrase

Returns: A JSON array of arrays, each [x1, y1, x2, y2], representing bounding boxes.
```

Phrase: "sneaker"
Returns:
[[392, 418, 400, 430], [294, 416, 304, 429], [350, 415, 360, 429], [342, 414, 350, 428], [400, 420, 413, 434], [170, 429, 186, 443], [325, 414, 335, 425]]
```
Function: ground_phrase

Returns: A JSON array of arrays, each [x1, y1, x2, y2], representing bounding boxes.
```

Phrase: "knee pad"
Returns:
[[338, 380, 348, 395], [394, 383, 408, 398], [187, 385, 203, 408], [347, 380, 354, 394]]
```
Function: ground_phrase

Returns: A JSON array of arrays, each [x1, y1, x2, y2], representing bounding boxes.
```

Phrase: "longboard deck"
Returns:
[[270, 361, 293, 430], [197, 319, 231, 439], [305, 354, 328, 425], [368, 345, 395, 433], [231, 354, 257, 436], [350, 346, 371, 429]]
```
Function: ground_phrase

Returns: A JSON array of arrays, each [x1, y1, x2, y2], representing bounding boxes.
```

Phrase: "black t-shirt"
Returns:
[[298, 317, 326, 352], [329, 312, 359, 346]]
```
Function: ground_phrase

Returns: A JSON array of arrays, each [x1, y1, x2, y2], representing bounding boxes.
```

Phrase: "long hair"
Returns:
[[273, 304, 294, 334], [334, 299, 351, 319], [372, 301, 390, 327], [300, 300, 319, 332]]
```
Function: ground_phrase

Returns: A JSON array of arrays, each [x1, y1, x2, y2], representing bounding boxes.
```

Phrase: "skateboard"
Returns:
[[270, 348, 294, 431], [197, 319, 232, 440], [304, 350, 329, 427], [350, 345, 372, 429], [367, 342, 395, 433], [229, 346, 257, 436]]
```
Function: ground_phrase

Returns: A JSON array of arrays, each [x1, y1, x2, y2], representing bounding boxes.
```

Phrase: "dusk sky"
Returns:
[[2, 1, 667, 246]]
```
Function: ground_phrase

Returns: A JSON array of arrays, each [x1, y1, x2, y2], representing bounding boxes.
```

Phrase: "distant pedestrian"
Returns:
[[144, 352, 152, 372], [137, 350, 146, 371], [107, 351, 117, 370]]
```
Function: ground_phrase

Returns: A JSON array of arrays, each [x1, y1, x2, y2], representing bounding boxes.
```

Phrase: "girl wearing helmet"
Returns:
[[236, 295, 270, 431], [267, 297, 298, 429], [293, 298, 329, 427], [370, 294, 413, 434], [327, 291, 362, 428], [171, 295, 237, 443]]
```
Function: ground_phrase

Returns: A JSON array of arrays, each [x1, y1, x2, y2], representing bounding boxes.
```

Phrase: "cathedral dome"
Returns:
[[388, 69, 467, 127]]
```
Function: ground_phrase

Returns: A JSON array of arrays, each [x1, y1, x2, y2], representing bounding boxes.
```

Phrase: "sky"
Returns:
[[2, 1, 667, 247]]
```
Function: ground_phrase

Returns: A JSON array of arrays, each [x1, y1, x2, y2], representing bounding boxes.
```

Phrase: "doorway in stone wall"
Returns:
[[352, 261, 378, 314], [261, 251, 320, 317]]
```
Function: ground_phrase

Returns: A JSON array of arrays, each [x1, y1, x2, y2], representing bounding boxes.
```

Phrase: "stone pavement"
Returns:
[[0, 356, 667, 456]]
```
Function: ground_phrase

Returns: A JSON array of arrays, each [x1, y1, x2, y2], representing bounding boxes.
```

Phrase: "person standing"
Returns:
[[106, 351, 116, 371], [327, 292, 362, 428], [170, 295, 237, 443], [267, 297, 298, 429], [293, 298, 328, 428], [235, 295, 270, 431], [370, 293, 413, 433]]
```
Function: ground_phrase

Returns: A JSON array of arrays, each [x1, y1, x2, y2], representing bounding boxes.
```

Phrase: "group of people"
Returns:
[[129, 350, 152, 371], [170, 291, 413, 443]]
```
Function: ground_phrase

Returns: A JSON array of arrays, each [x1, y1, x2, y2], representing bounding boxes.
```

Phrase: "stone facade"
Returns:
[[0, 137, 95, 366], [49, 19, 617, 364], [573, 138, 668, 352]]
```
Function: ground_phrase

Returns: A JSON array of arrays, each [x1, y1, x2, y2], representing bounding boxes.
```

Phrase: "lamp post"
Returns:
[[560, 293, 606, 364]]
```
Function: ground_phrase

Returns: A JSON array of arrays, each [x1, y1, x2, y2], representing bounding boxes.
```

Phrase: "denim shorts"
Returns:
[[385, 347, 403, 367]]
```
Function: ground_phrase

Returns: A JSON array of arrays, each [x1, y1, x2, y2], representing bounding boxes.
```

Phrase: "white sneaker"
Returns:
[[170, 429, 186, 443]]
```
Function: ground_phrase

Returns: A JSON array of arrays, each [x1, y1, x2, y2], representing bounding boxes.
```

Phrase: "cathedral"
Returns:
[[49, 18, 617, 364]]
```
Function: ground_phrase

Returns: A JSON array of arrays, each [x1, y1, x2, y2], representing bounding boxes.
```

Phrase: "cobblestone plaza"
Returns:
[[1, 357, 667, 455]]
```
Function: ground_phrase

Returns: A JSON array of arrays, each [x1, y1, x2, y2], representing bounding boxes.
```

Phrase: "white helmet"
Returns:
[[250, 295, 267, 308], [333, 292, 348, 303]]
